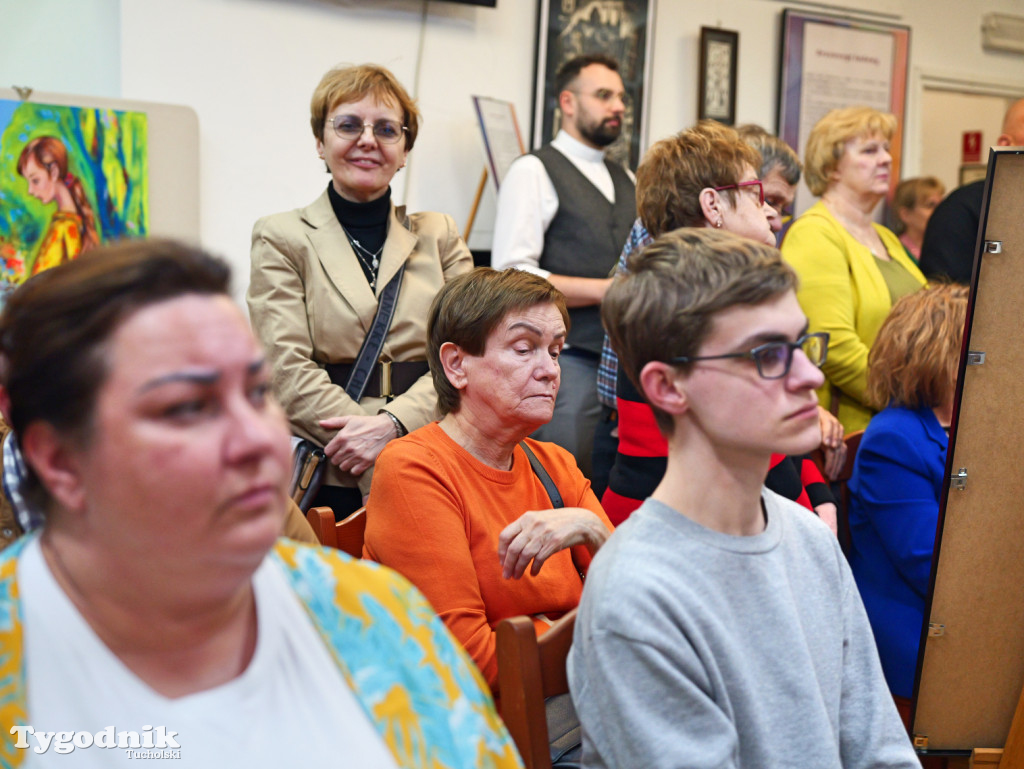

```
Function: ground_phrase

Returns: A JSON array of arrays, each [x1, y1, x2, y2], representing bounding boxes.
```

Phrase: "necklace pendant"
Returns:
[[372, 257, 379, 269]]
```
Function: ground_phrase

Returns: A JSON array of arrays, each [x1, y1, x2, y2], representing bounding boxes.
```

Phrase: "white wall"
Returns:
[[0, 0, 121, 98], [8, 0, 1024, 303]]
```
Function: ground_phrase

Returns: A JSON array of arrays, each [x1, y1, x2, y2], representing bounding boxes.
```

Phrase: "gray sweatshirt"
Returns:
[[569, 490, 919, 769]]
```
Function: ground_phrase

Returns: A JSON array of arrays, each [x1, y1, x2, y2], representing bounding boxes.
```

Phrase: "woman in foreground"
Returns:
[[0, 239, 518, 768], [365, 267, 612, 689]]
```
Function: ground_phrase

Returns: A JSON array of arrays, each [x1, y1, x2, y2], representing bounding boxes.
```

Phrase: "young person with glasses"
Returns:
[[248, 64, 472, 519], [597, 122, 840, 532], [571, 228, 919, 769]]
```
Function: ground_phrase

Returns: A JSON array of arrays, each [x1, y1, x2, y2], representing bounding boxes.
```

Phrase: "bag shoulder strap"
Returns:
[[519, 441, 564, 509], [344, 262, 407, 402]]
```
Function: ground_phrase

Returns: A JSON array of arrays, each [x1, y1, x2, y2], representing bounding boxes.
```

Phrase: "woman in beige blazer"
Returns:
[[248, 64, 472, 516]]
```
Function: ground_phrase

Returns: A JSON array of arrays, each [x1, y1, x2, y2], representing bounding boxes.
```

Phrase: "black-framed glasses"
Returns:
[[669, 332, 829, 380], [570, 88, 631, 106], [714, 179, 765, 206], [328, 115, 407, 144]]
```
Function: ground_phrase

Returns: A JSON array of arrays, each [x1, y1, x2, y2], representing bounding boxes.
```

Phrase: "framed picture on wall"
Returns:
[[698, 27, 739, 125], [959, 163, 987, 186], [531, 0, 656, 170], [777, 9, 910, 217]]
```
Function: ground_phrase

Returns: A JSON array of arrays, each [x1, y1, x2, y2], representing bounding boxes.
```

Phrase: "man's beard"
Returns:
[[579, 117, 622, 148]]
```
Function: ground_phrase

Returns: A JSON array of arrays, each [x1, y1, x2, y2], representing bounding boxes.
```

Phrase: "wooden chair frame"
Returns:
[[305, 505, 366, 558], [496, 608, 577, 769]]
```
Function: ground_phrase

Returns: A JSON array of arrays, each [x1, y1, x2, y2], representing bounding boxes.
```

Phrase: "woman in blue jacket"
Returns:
[[848, 284, 967, 705]]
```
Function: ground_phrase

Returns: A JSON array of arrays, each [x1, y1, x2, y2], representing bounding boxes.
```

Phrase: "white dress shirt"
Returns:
[[491, 130, 631, 277]]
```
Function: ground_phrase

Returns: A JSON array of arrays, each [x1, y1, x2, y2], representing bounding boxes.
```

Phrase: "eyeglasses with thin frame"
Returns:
[[328, 115, 407, 144], [713, 179, 765, 207], [668, 332, 829, 380], [569, 88, 631, 106]]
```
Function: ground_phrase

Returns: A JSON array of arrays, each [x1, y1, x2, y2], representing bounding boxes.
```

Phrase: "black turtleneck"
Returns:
[[327, 183, 391, 289]]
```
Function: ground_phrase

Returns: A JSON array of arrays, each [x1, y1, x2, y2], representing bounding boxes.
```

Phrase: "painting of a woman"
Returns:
[[17, 136, 100, 274]]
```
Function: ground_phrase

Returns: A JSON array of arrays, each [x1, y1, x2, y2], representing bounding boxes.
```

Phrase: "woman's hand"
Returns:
[[497, 507, 611, 580], [319, 413, 398, 476], [818, 406, 847, 480]]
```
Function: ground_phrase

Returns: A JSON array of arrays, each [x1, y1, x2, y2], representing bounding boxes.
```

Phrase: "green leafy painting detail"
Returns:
[[0, 100, 148, 303]]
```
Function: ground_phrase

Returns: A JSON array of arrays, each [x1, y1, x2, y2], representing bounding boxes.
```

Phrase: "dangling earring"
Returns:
[[715, 218, 724, 228]]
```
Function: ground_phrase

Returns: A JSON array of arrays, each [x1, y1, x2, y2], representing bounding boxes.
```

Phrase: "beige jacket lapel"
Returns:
[[300, 191, 376, 331], [377, 205, 417, 290]]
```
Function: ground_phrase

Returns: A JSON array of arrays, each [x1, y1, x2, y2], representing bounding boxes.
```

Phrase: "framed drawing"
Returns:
[[532, 0, 656, 169], [699, 27, 739, 125], [777, 9, 910, 216]]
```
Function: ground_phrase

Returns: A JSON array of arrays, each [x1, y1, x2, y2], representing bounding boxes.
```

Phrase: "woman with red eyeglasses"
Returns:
[[601, 121, 841, 534]]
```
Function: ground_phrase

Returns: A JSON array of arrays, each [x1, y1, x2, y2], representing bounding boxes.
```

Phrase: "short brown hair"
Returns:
[[310, 64, 421, 150], [427, 268, 569, 416], [0, 238, 231, 510], [803, 107, 897, 196], [867, 284, 967, 410], [637, 120, 761, 237], [892, 176, 945, 235], [603, 228, 796, 435]]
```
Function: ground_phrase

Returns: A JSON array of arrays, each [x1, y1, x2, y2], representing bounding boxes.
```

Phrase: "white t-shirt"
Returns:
[[18, 538, 398, 768]]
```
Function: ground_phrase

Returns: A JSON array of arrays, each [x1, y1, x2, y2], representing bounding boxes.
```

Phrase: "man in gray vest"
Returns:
[[492, 54, 636, 478]]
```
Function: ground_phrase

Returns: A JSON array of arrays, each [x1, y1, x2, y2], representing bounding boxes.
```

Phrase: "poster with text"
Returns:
[[778, 10, 909, 217]]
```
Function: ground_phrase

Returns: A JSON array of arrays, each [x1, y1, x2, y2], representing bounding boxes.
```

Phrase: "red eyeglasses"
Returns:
[[713, 180, 765, 206]]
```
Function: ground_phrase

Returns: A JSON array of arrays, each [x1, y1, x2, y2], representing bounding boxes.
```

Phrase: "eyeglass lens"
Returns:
[[754, 335, 826, 379], [576, 89, 630, 105], [330, 115, 405, 143], [742, 180, 765, 206], [714, 180, 764, 206]]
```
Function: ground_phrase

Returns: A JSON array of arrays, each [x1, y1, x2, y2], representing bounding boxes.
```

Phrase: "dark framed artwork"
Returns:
[[698, 27, 739, 125], [531, 0, 655, 169], [777, 9, 910, 216]]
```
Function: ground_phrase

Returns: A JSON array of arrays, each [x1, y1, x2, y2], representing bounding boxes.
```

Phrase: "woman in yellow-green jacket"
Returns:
[[782, 107, 925, 433]]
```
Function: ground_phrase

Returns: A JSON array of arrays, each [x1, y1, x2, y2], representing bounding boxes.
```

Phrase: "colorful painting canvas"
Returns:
[[0, 99, 148, 303]]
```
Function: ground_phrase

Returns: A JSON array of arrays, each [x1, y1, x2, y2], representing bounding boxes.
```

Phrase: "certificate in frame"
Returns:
[[777, 9, 910, 216], [698, 27, 739, 126]]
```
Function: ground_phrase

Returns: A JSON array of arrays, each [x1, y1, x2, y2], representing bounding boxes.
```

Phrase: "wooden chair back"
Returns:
[[496, 608, 577, 769], [306, 505, 366, 558], [834, 430, 864, 556]]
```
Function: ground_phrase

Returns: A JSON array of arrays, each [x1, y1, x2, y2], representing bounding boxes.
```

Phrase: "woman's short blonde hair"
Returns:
[[637, 120, 761, 237], [892, 176, 946, 234], [803, 107, 897, 196], [310, 64, 421, 150], [867, 284, 967, 410]]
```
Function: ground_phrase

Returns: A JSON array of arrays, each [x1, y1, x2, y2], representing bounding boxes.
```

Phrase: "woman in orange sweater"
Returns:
[[364, 267, 612, 689]]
